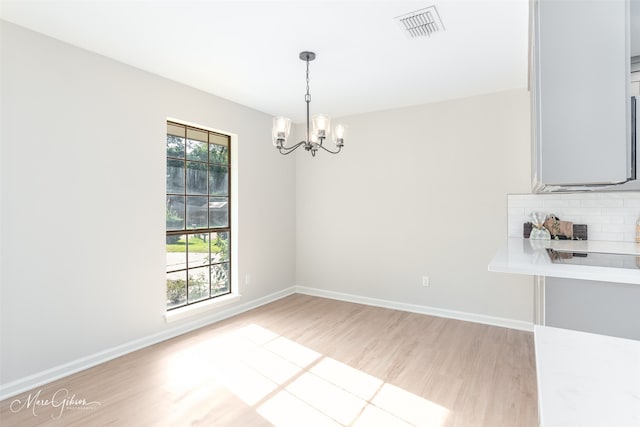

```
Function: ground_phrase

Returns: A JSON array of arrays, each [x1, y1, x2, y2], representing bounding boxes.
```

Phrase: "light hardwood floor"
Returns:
[[0, 295, 538, 426]]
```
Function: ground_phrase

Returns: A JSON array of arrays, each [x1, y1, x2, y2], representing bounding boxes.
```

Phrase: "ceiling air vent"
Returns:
[[395, 6, 445, 38]]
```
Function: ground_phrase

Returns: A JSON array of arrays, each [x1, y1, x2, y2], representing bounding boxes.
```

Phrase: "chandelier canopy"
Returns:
[[272, 51, 345, 157]]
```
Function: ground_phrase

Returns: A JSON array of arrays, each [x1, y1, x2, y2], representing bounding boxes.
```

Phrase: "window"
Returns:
[[166, 121, 231, 310]]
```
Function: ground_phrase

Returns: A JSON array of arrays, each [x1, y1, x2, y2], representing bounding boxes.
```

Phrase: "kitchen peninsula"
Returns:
[[488, 237, 640, 286], [490, 192, 640, 426]]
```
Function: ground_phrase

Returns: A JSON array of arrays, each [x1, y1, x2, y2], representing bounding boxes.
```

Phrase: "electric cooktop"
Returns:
[[546, 249, 640, 270]]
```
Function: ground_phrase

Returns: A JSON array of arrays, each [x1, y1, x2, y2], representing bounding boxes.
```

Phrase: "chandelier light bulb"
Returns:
[[272, 117, 291, 146], [312, 114, 331, 139], [333, 124, 346, 146]]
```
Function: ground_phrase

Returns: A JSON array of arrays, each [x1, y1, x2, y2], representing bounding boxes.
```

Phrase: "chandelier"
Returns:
[[272, 51, 345, 156]]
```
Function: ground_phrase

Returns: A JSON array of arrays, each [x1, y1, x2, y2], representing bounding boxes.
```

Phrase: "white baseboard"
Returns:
[[1, 285, 532, 400], [0, 286, 296, 401], [295, 286, 534, 332]]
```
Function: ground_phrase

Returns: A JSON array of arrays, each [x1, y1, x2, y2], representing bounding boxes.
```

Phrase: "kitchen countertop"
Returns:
[[488, 238, 640, 285], [534, 325, 640, 427]]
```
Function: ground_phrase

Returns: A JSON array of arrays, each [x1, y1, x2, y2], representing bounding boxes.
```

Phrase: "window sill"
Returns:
[[165, 293, 242, 323]]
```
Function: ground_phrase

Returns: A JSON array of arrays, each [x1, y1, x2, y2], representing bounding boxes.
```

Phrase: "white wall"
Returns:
[[0, 21, 296, 389], [295, 90, 533, 322]]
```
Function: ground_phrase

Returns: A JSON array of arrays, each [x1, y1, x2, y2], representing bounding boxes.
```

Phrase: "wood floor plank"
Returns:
[[0, 294, 538, 426]]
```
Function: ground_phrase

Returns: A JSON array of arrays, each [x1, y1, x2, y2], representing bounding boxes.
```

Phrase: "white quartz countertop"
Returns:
[[534, 325, 640, 427], [488, 238, 640, 285]]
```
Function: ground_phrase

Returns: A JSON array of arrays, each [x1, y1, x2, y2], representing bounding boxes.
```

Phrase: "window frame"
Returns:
[[165, 121, 232, 311]]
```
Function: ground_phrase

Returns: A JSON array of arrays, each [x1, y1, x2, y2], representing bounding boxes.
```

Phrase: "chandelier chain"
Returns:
[[305, 58, 311, 103], [305, 56, 311, 144]]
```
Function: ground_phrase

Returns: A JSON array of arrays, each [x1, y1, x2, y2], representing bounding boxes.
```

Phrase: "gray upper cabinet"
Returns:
[[532, 0, 634, 189]]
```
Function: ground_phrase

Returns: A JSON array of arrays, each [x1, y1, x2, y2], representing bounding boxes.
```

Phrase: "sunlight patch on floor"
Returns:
[[372, 383, 450, 426], [285, 371, 368, 425], [164, 344, 215, 394], [235, 323, 280, 344], [238, 346, 303, 384], [309, 357, 383, 400], [213, 360, 279, 406], [259, 390, 344, 427], [352, 403, 413, 427], [264, 336, 322, 368], [259, 356, 450, 427], [165, 323, 450, 426]]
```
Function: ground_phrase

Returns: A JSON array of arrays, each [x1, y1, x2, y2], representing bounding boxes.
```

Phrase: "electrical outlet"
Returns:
[[422, 276, 430, 287], [245, 274, 251, 285]]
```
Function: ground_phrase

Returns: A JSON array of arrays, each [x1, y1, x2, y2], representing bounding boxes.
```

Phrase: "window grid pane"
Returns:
[[166, 121, 231, 310]]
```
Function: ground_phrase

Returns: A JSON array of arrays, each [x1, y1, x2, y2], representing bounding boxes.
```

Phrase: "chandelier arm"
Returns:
[[317, 143, 342, 155], [278, 141, 307, 155]]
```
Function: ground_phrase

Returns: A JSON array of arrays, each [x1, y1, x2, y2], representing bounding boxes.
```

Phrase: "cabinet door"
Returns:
[[545, 277, 640, 341], [535, 0, 629, 185]]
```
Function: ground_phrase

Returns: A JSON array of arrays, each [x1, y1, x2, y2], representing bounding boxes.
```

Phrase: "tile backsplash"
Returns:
[[507, 192, 640, 242]]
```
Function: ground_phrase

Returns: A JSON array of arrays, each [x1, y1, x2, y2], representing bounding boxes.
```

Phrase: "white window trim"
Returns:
[[165, 118, 239, 320], [165, 292, 242, 323]]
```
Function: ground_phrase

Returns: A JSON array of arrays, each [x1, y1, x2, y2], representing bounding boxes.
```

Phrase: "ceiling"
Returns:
[[0, 0, 530, 122]]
